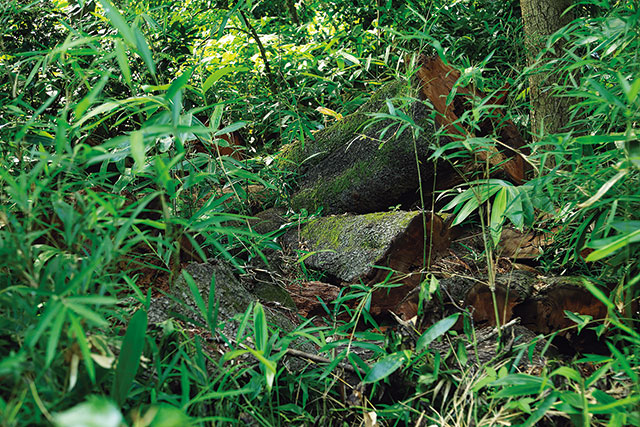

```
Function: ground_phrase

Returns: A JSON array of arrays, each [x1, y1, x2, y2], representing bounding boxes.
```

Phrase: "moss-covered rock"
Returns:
[[281, 210, 423, 283], [148, 261, 296, 337], [278, 80, 445, 214]]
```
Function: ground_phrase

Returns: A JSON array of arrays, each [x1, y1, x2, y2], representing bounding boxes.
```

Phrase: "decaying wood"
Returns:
[[464, 271, 535, 326], [496, 227, 560, 260], [415, 55, 529, 184], [286, 281, 341, 318], [427, 273, 608, 338], [516, 278, 608, 334]]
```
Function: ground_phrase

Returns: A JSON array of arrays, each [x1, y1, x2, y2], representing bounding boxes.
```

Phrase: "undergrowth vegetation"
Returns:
[[0, 0, 638, 426]]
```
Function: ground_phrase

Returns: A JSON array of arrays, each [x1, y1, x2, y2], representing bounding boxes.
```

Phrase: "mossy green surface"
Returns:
[[281, 78, 438, 214], [277, 80, 410, 170], [284, 211, 421, 282], [252, 282, 296, 309]]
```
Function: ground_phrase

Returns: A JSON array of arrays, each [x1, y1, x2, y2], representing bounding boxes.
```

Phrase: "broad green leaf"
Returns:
[[520, 392, 558, 427], [416, 314, 459, 352], [183, 271, 207, 319], [130, 131, 144, 172], [27, 301, 62, 348], [490, 187, 507, 247], [577, 170, 627, 208], [70, 314, 95, 383], [607, 342, 638, 383], [67, 296, 118, 305], [73, 101, 120, 128], [74, 73, 110, 119], [588, 78, 626, 108], [133, 25, 155, 77], [217, 0, 244, 38], [66, 303, 108, 327], [338, 51, 360, 65], [492, 383, 546, 398], [114, 39, 132, 87], [575, 134, 625, 144], [180, 362, 190, 408], [446, 184, 502, 225], [166, 69, 193, 102], [53, 397, 123, 427], [214, 121, 247, 136], [611, 220, 640, 233], [97, 0, 136, 47], [202, 66, 245, 93], [46, 307, 67, 368], [254, 303, 268, 352], [112, 309, 148, 406], [585, 228, 640, 262], [236, 302, 254, 342], [550, 366, 582, 382], [210, 104, 224, 131], [589, 394, 640, 413], [244, 346, 276, 389], [491, 373, 544, 387], [626, 77, 640, 103], [504, 186, 524, 229], [452, 197, 481, 226], [363, 351, 408, 384], [191, 385, 257, 402]]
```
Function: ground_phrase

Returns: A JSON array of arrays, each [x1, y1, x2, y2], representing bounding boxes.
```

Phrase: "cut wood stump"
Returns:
[[464, 271, 536, 326], [285, 281, 341, 318], [515, 277, 609, 334]]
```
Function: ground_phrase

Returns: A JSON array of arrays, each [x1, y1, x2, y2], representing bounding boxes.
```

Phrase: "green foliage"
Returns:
[[1, 0, 639, 425]]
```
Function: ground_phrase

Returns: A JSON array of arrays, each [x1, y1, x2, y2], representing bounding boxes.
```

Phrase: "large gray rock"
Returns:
[[281, 211, 450, 285], [278, 81, 454, 215], [148, 261, 296, 338]]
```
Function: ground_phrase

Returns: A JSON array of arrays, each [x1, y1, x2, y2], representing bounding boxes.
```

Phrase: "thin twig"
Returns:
[[285, 348, 366, 376]]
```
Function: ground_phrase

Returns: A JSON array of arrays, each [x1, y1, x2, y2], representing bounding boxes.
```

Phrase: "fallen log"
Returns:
[[281, 211, 451, 315], [515, 277, 609, 334], [278, 81, 458, 215]]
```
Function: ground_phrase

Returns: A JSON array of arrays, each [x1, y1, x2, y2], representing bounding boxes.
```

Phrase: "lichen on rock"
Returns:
[[281, 210, 423, 283], [278, 79, 445, 215]]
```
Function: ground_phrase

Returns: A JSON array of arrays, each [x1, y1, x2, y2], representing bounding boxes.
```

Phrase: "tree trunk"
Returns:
[[285, 0, 300, 25], [520, 0, 574, 150]]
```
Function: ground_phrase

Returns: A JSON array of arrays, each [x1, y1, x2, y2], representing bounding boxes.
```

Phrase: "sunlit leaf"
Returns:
[[416, 314, 459, 352], [97, 0, 136, 47], [254, 303, 268, 352], [130, 130, 145, 172], [53, 397, 122, 427], [133, 25, 155, 77], [363, 351, 408, 384], [112, 309, 148, 406], [490, 187, 507, 247], [585, 228, 640, 262], [114, 39, 132, 87]]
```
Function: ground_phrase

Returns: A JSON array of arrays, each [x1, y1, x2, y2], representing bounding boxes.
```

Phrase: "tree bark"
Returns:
[[285, 0, 300, 25], [520, 0, 574, 146]]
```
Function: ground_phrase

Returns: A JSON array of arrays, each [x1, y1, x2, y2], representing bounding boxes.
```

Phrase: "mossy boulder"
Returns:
[[148, 261, 296, 337], [278, 80, 448, 215], [281, 211, 424, 283]]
